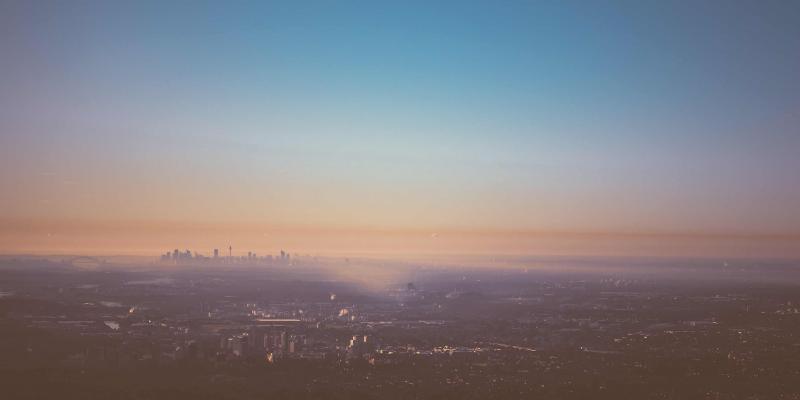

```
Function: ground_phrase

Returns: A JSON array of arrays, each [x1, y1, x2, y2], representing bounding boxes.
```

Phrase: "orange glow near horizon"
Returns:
[[2, 218, 799, 259]]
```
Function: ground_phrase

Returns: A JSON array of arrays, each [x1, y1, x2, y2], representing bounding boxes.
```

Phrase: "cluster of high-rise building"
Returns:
[[159, 246, 292, 265], [220, 329, 308, 360]]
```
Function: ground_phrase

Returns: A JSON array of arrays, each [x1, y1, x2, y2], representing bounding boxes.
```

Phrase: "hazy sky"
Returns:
[[1, 1, 799, 255]]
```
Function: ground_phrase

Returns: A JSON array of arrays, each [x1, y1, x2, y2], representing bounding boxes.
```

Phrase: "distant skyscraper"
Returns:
[[214, 249, 219, 258]]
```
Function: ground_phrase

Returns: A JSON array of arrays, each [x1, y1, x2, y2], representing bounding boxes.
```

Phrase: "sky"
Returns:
[[1, 1, 799, 257]]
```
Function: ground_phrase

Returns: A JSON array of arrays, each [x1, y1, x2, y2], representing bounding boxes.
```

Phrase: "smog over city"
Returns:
[[1, 1, 799, 399]]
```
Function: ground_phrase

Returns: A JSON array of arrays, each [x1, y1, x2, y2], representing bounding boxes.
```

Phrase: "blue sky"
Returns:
[[1, 0, 799, 237]]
